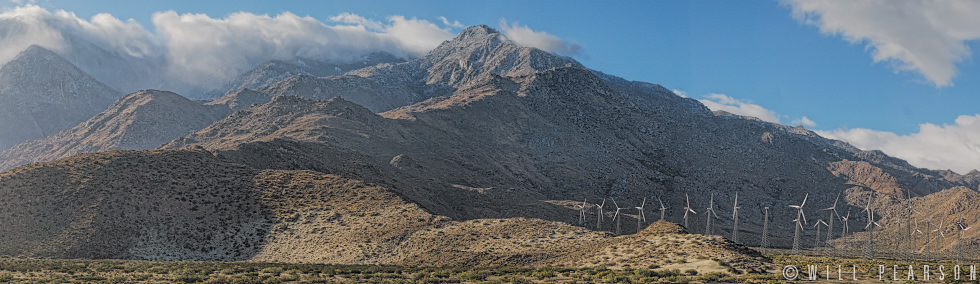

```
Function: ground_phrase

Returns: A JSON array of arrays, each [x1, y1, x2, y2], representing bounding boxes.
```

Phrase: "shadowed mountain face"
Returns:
[[1, 25, 979, 263], [163, 63, 979, 248], [0, 45, 121, 151], [0, 90, 230, 172]]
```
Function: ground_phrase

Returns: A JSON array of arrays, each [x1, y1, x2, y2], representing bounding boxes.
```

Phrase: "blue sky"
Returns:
[[3, 0, 980, 173]]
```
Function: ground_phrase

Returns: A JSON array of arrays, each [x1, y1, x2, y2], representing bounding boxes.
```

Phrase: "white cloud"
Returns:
[[498, 19, 582, 57], [816, 114, 980, 174], [698, 93, 816, 128], [791, 116, 817, 127], [698, 93, 783, 124], [438, 16, 463, 28], [0, 5, 459, 95], [329, 12, 383, 30], [672, 89, 687, 98], [784, 0, 980, 87]]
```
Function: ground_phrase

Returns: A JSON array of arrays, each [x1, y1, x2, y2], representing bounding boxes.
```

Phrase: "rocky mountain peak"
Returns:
[[453, 25, 501, 42], [0, 44, 121, 151]]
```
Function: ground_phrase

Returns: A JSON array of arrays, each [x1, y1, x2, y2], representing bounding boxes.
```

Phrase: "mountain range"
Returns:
[[1, 25, 979, 264]]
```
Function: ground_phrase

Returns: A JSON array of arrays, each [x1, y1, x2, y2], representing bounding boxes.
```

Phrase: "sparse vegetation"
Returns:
[[0, 257, 792, 283]]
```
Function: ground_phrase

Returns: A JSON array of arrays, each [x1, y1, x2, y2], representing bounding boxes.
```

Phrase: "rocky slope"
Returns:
[[2, 25, 980, 263], [0, 90, 229, 172], [0, 148, 768, 272], [0, 45, 121, 151], [163, 64, 979, 251], [209, 53, 404, 98], [232, 25, 583, 112]]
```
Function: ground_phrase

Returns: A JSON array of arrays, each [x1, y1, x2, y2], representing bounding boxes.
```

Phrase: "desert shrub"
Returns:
[[75, 274, 107, 281], [173, 274, 206, 283], [0, 273, 13, 282], [700, 272, 729, 282], [659, 269, 681, 277], [633, 268, 656, 278], [456, 270, 489, 281], [684, 269, 698, 276], [501, 275, 531, 284], [260, 267, 283, 276]]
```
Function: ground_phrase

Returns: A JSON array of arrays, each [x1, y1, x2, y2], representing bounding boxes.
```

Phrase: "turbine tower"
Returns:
[[813, 219, 829, 249], [820, 192, 841, 247], [922, 212, 936, 254], [731, 192, 741, 243], [611, 198, 627, 235], [682, 193, 697, 229], [635, 197, 647, 232], [704, 192, 719, 235], [862, 197, 882, 259], [577, 198, 589, 226], [594, 199, 606, 230], [761, 206, 770, 254], [911, 219, 923, 256], [790, 192, 809, 255], [955, 212, 970, 262], [932, 216, 947, 255], [903, 193, 919, 260], [657, 197, 668, 221]]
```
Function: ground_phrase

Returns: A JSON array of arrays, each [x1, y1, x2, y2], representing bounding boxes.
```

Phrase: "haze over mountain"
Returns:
[[0, 90, 229, 172], [246, 25, 584, 112], [1, 25, 979, 264], [210, 53, 404, 98], [0, 45, 120, 151]]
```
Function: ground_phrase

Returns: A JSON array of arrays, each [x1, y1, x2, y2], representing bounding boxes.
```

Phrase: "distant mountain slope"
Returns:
[[0, 90, 229, 172], [2, 25, 979, 261], [163, 64, 978, 249], [230, 25, 582, 112], [209, 53, 404, 98], [0, 45, 121, 151]]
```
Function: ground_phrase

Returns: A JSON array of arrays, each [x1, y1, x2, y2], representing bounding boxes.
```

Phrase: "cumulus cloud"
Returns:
[[783, 0, 980, 87], [791, 116, 817, 127], [438, 16, 463, 28], [499, 19, 582, 57], [699, 94, 783, 124], [329, 12, 384, 30], [0, 5, 462, 95], [816, 114, 980, 174], [672, 89, 688, 98], [698, 93, 816, 128]]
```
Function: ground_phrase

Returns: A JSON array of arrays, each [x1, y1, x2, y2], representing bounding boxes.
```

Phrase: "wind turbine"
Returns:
[[839, 210, 851, 256], [594, 199, 606, 230], [635, 197, 647, 232], [820, 192, 841, 247], [683, 193, 697, 229], [611, 198, 628, 235], [657, 197, 668, 221], [813, 219, 829, 249], [903, 194, 920, 260], [731, 192, 741, 243], [921, 212, 937, 254], [932, 215, 948, 254], [704, 192, 719, 235], [761, 206, 771, 254], [863, 197, 882, 259], [790, 192, 809, 255], [955, 211, 970, 261], [911, 219, 924, 255], [577, 198, 589, 226]]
